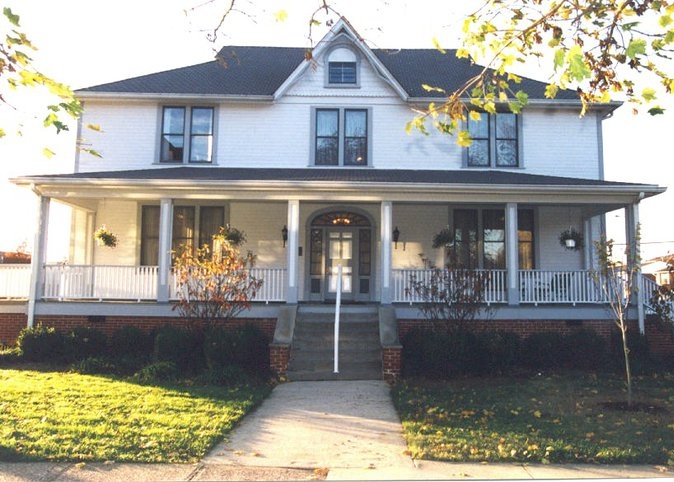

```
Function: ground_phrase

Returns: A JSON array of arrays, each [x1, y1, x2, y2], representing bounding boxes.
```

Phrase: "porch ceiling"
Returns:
[[13, 167, 665, 206]]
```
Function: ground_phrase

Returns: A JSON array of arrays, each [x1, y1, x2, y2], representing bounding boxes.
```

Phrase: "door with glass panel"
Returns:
[[327, 230, 353, 301]]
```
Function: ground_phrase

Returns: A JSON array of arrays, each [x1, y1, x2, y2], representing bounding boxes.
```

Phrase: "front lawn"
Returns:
[[0, 369, 271, 462], [392, 373, 674, 465]]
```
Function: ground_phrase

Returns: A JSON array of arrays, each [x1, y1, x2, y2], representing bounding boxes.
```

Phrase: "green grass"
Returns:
[[0, 368, 271, 462], [392, 373, 674, 465]]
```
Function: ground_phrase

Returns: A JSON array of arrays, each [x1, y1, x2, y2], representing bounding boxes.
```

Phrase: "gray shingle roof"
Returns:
[[33, 167, 640, 188], [77, 46, 578, 101]]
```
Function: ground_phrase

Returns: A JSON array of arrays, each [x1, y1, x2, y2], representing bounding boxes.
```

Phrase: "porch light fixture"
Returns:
[[392, 226, 400, 249], [281, 225, 288, 248]]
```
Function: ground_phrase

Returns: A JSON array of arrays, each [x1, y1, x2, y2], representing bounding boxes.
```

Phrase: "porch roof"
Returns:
[[16, 167, 664, 205]]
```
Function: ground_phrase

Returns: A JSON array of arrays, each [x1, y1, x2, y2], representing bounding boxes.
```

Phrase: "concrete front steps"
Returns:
[[287, 305, 382, 381]]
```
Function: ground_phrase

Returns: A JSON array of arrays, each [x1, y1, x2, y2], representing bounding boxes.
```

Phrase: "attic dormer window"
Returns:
[[327, 47, 359, 86]]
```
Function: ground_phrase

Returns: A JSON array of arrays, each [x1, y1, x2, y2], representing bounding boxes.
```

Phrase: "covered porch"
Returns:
[[8, 167, 665, 330]]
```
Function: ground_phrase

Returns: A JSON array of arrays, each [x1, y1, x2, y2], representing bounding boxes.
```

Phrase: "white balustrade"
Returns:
[[43, 265, 158, 301], [0, 264, 31, 299], [393, 268, 507, 304]]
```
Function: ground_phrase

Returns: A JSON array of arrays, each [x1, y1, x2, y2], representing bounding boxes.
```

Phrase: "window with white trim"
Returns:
[[466, 112, 520, 168], [326, 47, 359, 87], [314, 108, 369, 166], [160, 106, 214, 163]]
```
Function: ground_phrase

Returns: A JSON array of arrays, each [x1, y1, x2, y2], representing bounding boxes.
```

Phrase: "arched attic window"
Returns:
[[326, 47, 359, 86]]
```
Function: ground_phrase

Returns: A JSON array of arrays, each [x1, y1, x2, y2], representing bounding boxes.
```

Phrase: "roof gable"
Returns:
[[272, 18, 409, 100]]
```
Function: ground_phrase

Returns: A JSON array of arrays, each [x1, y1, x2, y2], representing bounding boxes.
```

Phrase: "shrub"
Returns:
[[481, 331, 522, 374], [565, 329, 609, 370], [521, 331, 568, 370], [401, 327, 447, 378], [71, 357, 118, 375], [0, 347, 22, 366], [17, 324, 68, 362], [133, 361, 179, 383], [153, 325, 204, 374], [109, 326, 154, 361], [66, 327, 108, 362], [203, 324, 270, 378]]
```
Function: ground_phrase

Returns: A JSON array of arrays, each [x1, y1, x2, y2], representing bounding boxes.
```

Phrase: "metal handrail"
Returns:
[[333, 263, 342, 374]]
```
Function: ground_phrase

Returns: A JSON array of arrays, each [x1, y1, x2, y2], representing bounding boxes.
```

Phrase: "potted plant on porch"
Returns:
[[94, 225, 118, 248], [559, 227, 583, 251]]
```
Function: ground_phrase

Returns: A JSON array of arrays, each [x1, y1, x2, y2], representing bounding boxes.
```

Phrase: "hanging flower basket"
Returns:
[[94, 225, 118, 248], [559, 228, 583, 251], [432, 227, 453, 249]]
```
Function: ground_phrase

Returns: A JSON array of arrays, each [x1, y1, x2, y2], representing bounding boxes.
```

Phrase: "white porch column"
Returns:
[[157, 198, 173, 303], [286, 200, 300, 304], [625, 202, 645, 334], [380, 201, 393, 304], [505, 203, 519, 306], [583, 217, 594, 270], [27, 195, 50, 328]]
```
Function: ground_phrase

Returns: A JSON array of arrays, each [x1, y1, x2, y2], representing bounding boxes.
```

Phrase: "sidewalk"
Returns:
[[0, 380, 672, 481]]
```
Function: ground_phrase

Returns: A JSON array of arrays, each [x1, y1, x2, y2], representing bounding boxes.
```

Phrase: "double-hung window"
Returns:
[[450, 208, 534, 269], [160, 106, 214, 163], [314, 108, 369, 166], [467, 112, 520, 168], [140, 205, 225, 265]]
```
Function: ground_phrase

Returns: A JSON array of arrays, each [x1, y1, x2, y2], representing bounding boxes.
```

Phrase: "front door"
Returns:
[[308, 211, 373, 303], [327, 230, 353, 300]]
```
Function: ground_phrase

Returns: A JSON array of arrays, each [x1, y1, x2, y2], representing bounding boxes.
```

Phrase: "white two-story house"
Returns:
[[3, 19, 667, 378]]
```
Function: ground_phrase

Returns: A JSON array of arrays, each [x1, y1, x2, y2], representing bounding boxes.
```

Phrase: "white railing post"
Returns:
[[334, 263, 342, 374]]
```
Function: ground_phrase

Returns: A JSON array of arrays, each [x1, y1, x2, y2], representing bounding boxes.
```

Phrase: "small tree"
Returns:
[[593, 236, 640, 406], [407, 268, 493, 333], [172, 226, 262, 328]]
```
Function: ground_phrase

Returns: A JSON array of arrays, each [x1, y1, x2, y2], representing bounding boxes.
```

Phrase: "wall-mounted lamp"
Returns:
[[282, 225, 288, 248], [392, 226, 400, 249]]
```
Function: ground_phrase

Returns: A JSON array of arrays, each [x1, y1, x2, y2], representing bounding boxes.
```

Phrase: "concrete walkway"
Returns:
[[1, 380, 673, 481]]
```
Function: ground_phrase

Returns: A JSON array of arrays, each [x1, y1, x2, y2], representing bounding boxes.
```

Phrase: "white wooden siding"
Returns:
[[536, 206, 585, 270], [92, 200, 138, 266], [392, 204, 448, 269], [228, 201, 288, 268]]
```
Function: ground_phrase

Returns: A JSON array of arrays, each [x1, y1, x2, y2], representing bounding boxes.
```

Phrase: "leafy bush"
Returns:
[[133, 361, 179, 383], [481, 330, 522, 373], [71, 357, 118, 375], [521, 331, 568, 370], [17, 324, 68, 362], [203, 324, 270, 378], [0, 347, 22, 365], [153, 325, 204, 374], [109, 326, 154, 361], [66, 327, 108, 362], [565, 329, 609, 370]]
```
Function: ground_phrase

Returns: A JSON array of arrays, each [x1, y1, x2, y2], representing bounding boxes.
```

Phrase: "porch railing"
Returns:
[[519, 270, 610, 305], [170, 267, 287, 303], [42, 264, 287, 303], [0, 264, 32, 299], [43, 265, 158, 301], [393, 269, 507, 304]]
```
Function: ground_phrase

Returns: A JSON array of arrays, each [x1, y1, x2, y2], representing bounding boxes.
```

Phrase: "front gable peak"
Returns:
[[273, 17, 408, 100]]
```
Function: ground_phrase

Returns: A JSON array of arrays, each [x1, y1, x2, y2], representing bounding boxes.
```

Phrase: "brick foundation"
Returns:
[[269, 343, 290, 376], [32, 315, 277, 340], [0, 312, 27, 347], [382, 345, 402, 383]]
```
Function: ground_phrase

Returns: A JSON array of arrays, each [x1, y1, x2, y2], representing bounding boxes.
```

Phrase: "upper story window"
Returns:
[[314, 108, 369, 166], [160, 106, 214, 163], [326, 47, 359, 87], [466, 112, 520, 168]]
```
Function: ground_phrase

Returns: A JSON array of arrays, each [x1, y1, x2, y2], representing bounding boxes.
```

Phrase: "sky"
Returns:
[[0, 0, 672, 261]]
